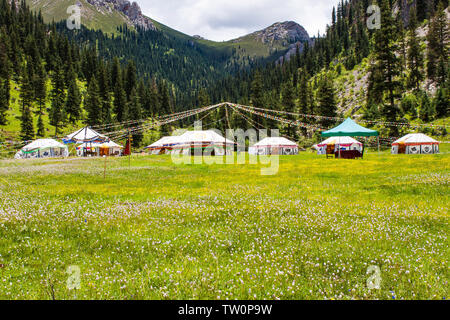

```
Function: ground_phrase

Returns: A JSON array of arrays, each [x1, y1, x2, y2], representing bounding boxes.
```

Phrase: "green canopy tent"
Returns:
[[321, 118, 380, 157]]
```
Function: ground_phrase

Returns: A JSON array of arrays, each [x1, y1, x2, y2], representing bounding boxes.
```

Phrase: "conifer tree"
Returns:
[[297, 70, 311, 136], [281, 80, 297, 138], [20, 105, 34, 141], [65, 69, 82, 124], [128, 88, 143, 147], [0, 28, 10, 125], [125, 60, 137, 99], [316, 75, 337, 129], [407, 7, 425, 91], [434, 86, 449, 118], [114, 71, 128, 123], [36, 112, 45, 137], [368, 0, 403, 135], [49, 62, 66, 136], [426, 1, 449, 86], [149, 79, 160, 116], [35, 61, 47, 114], [85, 78, 102, 126], [250, 71, 265, 108], [419, 91, 436, 122], [19, 63, 35, 113], [98, 63, 112, 124]]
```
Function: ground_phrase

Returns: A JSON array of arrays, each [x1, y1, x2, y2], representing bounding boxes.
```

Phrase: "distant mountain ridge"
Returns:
[[84, 0, 156, 30], [25, 0, 311, 61]]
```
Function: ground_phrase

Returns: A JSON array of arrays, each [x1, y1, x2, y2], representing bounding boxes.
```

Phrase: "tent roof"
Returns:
[[253, 137, 298, 147], [65, 127, 109, 143], [318, 136, 362, 147], [393, 133, 440, 145], [178, 130, 235, 145], [146, 136, 183, 149], [322, 118, 379, 137], [21, 139, 67, 152]]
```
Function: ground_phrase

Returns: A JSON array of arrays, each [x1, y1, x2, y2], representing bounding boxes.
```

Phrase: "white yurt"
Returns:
[[316, 136, 363, 155], [14, 139, 69, 159], [145, 136, 183, 155], [392, 134, 440, 155], [249, 137, 299, 156], [75, 141, 123, 157], [172, 130, 235, 156]]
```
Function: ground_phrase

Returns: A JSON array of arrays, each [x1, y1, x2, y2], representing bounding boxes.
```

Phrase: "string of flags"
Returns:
[[229, 103, 326, 130], [231, 103, 449, 129]]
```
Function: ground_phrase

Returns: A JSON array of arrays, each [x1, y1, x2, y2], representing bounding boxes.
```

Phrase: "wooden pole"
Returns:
[[104, 154, 107, 179], [377, 136, 380, 154]]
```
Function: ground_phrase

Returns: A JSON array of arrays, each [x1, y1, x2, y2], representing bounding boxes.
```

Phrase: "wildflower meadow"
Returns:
[[0, 148, 448, 300]]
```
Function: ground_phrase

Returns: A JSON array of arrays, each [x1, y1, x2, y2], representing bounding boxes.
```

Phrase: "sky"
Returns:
[[139, 0, 340, 41]]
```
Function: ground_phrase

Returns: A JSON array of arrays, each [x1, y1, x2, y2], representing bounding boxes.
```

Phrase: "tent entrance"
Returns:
[[398, 143, 406, 154]]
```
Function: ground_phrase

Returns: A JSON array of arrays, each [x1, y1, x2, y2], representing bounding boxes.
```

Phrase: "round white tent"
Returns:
[[145, 136, 183, 155], [249, 137, 298, 156], [15, 139, 69, 159], [172, 130, 235, 156], [316, 136, 363, 155], [75, 141, 123, 157], [392, 134, 440, 155]]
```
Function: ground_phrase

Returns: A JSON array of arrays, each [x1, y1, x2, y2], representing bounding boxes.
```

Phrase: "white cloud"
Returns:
[[138, 0, 340, 41]]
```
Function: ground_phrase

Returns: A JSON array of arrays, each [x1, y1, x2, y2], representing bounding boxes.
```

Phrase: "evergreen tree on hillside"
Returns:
[[427, 1, 449, 86], [149, 79, 160, 116], [35, 61, 47, 113], [49, 62, 66, 136], [316, 75, 337, 129], [98, 63, 112, 124], [36, 112, 45, 137], [0, 83, 8, 125], [20, 105, 34, 141], [419, 91, 436, 122], [19, 63, 35, 113], [85, 78, 102, 126], [125, 60, 137, 100], [0, 28, 10, 125], [65, 69, 82, 124], [114, 71, 128, 123], [368, 0, 403, 135], [281, 80, 297, 139], [298, 70, 311, 136], [250, 71, 265, 108], [434, 86, 449, 117], [128, 88, 143, 147], [407, 7, 425, 91]]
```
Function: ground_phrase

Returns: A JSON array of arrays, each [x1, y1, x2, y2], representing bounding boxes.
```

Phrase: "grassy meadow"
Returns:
[[0, 148, 448, 300]]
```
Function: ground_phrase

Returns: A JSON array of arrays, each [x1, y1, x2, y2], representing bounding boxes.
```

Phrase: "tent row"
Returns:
[[146, 119, 441, 158], [15, 127, 124, 160]]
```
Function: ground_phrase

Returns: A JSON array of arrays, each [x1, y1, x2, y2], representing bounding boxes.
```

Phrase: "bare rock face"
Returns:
[[251, 21, 310, 45], [86, 0, 156, 31]]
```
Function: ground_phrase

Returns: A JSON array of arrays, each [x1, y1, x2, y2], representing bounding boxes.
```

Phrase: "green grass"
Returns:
[[0, 147, 448, 300]]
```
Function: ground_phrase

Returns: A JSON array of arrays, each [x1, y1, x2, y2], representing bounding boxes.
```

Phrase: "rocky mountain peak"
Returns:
[[85, 0, 156, 31], [252, 21, 310, 45]]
